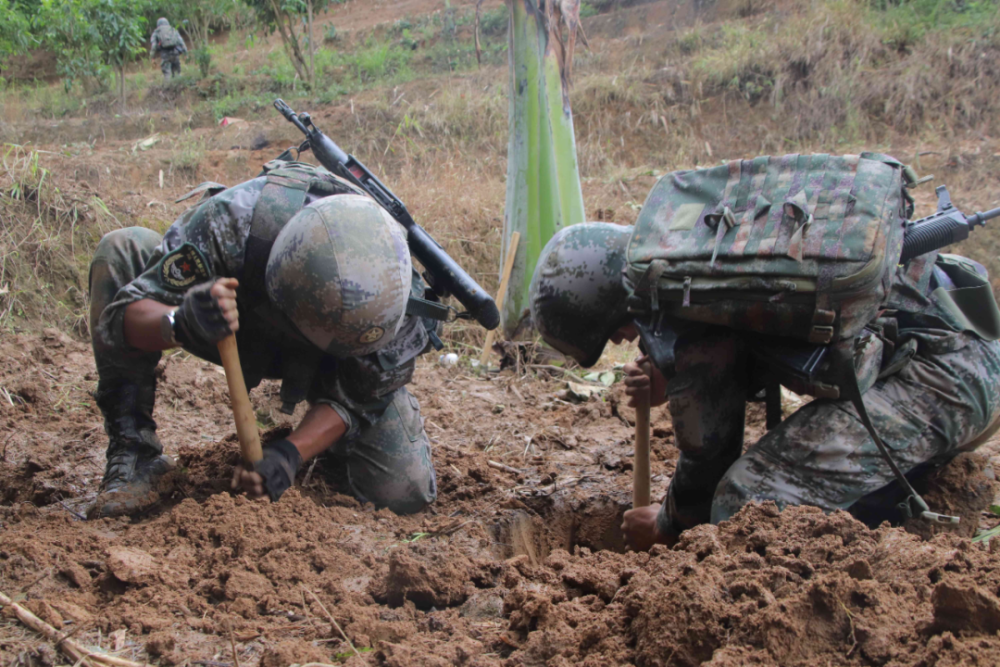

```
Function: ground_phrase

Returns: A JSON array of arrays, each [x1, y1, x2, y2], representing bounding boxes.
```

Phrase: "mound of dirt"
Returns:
[[4, 329, 1000, 667], [498, 503, 1000, 667]]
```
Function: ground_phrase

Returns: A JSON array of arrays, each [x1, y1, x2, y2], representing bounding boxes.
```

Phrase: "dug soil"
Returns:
[[3, 330, 1000, 667]]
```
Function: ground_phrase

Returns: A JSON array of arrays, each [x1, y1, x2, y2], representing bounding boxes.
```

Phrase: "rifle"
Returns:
[[272, 99, 500, 331], [899, 185, 1000, 264]]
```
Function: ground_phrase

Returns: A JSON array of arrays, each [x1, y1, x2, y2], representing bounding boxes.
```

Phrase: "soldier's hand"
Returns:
[[176, 277, 239, 345], [621, 504, 665, 551], [623, 356, 668, 408], [231, 464, 266, 498], [231, 439, 302, 502]]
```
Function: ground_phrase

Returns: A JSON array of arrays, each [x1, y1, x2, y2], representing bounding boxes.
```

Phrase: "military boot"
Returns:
[[88, 380, 175, 519]]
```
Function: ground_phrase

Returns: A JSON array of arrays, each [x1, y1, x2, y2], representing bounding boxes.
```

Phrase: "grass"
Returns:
[[679, 0, 1000, 140], [0, 144, 118, 333], [1, 0, 999, 345], [168, 130, 206, 177]]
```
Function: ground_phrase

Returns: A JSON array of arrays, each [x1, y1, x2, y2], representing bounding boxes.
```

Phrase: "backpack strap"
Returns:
[[241, 167, 314, 308], [240, 162, 362, 304], [175, 181, 227, 205], [828, 344, 959, 526]]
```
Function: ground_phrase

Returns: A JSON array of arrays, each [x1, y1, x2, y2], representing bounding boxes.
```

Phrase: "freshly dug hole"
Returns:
[[490, 491, 631, 561]]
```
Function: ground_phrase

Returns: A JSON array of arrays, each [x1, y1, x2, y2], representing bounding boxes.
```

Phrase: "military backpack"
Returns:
[[623, 153, 958, 524], [155, 25, 182, 50]]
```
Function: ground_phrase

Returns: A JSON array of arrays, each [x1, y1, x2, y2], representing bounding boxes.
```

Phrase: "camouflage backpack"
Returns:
[[624, 153, 909, 346], [155, 24, 182, 50], [624, 153, 956, 524]]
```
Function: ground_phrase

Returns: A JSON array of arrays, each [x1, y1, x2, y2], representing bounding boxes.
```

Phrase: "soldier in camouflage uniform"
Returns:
[[150, 18, 187, 81], [88, 160, 439, 519], [529, 222, 1000, 549]]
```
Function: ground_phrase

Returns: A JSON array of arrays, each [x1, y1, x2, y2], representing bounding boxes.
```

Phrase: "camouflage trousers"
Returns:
[[160, 54, 181, 80], [89, 227, 436, 515], [656, 326, 1000, 536]]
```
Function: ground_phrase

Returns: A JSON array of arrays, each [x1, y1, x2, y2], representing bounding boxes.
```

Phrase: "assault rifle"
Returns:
[[273, 99, 500, 331], [900, 185, 1000, 264]]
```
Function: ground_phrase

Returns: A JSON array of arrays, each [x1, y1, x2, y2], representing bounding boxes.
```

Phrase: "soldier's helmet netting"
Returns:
[[265, 194, 412, 357], [157, 17, 169, 27], [529, 222, 633, 368]]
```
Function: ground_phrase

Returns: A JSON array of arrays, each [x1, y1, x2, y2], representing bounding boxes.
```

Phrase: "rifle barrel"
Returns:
[[967, 206, 1000, 228]]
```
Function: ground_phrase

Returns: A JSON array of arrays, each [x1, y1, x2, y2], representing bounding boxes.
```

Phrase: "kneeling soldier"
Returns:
[[88, 161, 439, 518], [530, 218, 1000, 549]]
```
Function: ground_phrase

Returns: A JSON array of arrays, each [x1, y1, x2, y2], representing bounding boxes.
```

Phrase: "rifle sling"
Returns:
[[830, 345, 958, 525]]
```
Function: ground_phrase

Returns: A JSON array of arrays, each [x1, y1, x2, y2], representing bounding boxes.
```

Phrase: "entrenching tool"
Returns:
[[633, 356, 652, 509], [217, 335, 262, 467]]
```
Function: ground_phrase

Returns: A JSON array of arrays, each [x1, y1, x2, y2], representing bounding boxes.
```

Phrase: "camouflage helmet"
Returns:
[[157, 17, 169, 27], [266, 194, 411, 357], [529, 222, 633, 367]]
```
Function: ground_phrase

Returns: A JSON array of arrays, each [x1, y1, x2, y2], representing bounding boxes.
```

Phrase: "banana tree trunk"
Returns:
[[501, 0, 584, 339]]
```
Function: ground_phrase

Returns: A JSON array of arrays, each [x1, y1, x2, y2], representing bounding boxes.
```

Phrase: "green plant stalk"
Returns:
[[501, 0, 585, 338], [541, 34, 585, 234], [501, 0, 537, 336]]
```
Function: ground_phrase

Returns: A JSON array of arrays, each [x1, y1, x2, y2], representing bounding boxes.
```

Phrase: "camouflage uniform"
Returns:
[[150, 19, 187, 81], [658, 252, 1000, 536], [89, 169, 437, 515], [528, 221, 1000, 532]]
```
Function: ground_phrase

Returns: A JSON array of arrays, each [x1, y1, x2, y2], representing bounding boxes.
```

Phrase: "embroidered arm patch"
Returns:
[[159, 243, 212, 290]]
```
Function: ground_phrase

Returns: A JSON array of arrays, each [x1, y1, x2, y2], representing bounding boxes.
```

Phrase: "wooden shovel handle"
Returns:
[[217, 334, 262, 466], [479, 231, 521, 366], [633, 357, 652, 508]]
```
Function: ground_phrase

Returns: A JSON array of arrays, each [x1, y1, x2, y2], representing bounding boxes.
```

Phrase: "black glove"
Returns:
[[176, 281, 231, 345], [255, 439, 302, 502]]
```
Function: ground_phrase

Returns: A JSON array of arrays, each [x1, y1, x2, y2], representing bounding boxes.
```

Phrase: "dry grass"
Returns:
[[682, 0, 1000, 140], [1, 0, 999, 346], [0, 145, 120, 333]]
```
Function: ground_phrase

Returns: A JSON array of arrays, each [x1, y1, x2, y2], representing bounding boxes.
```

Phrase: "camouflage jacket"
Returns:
[[98, 176, 434, 428]]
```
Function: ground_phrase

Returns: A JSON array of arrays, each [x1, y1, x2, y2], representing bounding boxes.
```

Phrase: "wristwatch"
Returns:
[[160, 308, 181, 347]]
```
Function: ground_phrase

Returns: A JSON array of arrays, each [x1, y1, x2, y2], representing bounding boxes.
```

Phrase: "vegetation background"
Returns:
[[0, 0, 998, 348]]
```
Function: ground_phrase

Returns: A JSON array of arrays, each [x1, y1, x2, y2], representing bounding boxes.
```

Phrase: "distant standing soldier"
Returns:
[[150, 18, 187, 81]]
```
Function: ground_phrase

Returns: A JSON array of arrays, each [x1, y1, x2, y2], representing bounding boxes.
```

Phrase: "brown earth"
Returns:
[[4, 1, 1000, 664], [2, 327, 1000, 667]]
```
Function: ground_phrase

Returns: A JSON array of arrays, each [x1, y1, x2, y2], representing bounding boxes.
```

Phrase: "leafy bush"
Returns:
[[194, 46, 212, 78], [350, 39, 411, 84], [37, 0, 147, 101], [478, 6, 508, 36]]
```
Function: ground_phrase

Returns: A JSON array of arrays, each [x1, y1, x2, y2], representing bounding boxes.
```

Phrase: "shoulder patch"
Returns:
[[160, 243, 211, 290]]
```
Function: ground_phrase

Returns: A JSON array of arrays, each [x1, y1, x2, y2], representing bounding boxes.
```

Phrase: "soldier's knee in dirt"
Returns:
[[710, 456, 763, 524], [343, 388, 437, 515]]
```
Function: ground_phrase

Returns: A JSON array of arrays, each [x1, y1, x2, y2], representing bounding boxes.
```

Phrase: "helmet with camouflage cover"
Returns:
[[157, 17, 169, 27], [529, 222, 633, 367], [265, 194, 411, 357]]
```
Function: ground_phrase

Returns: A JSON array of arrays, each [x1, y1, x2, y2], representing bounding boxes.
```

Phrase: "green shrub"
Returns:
[[350, 39, 412, 84], [194, 47, 212, 78], [478, 7, 508, 35]]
